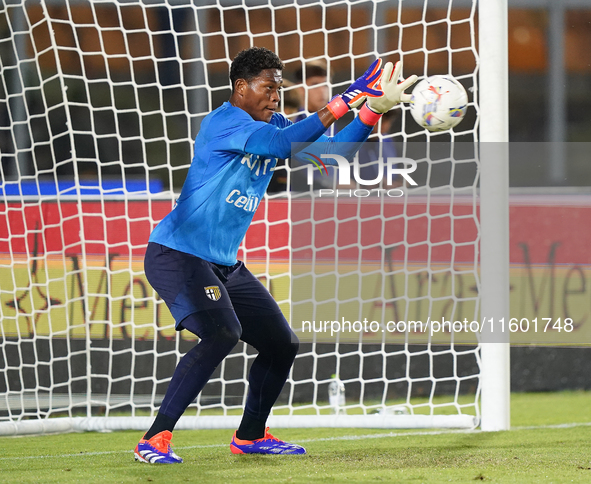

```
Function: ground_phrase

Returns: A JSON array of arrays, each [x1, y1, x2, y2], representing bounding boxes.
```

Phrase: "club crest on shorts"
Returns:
[[204, 285, 222, 301]]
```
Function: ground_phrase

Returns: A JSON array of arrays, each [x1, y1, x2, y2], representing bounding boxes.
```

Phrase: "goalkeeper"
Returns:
[[134, 47, 416, 464]]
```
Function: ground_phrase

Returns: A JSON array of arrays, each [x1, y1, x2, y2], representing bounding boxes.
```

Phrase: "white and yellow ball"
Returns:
[[409, 75, 468, 131]]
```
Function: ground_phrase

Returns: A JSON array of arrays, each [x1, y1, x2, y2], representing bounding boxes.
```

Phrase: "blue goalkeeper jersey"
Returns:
[[150, 101, 373, 265], [149, 102, 290, 265]]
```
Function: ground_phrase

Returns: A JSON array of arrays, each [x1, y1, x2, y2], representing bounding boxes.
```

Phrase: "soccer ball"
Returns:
[[409, 75, 468, 131]]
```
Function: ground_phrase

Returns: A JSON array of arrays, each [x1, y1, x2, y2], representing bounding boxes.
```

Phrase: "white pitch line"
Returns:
[[1, 422, 590, 462], [512, 421, 591, 431], [291, 428, 476, 444]]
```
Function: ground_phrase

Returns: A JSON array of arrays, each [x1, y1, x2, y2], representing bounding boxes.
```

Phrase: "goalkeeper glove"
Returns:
[[367, 61, 418, 114], [326, 59, 383, 119]]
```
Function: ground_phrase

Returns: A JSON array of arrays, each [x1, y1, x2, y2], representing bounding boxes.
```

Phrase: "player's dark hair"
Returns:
[[230, 47, 284, 92]]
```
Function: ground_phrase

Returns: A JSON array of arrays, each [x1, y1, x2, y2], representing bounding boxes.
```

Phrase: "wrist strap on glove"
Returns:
[[326, 96, 349, 120], [358, 104, 383, 126]]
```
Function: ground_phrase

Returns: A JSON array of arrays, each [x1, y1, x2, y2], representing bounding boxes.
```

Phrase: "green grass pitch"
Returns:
[[1, 392, 590, 483]]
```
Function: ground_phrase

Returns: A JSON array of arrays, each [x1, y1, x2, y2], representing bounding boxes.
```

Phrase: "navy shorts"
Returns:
[[144, 242, 282, 329]]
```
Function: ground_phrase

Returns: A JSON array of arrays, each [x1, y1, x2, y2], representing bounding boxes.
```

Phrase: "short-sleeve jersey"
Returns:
[[149, 102, 290, 265]]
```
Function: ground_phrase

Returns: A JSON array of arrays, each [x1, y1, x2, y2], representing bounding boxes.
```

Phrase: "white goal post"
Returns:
[[0, 0, 509, 436], [478, 0, 510, 432]]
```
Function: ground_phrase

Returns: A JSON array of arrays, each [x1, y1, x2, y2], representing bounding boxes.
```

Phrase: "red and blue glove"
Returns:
[[326, 59, 384, 120]]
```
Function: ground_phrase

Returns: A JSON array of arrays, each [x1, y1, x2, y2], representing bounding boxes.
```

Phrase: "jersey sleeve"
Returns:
[[316, 115, 373, 145], [244, 112, 327, 159], [219, 103, 374, 163], [292, 115, 375, 166]]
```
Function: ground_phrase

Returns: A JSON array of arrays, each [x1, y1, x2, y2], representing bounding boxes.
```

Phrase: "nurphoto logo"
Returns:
[[304, 154, 418, 198]]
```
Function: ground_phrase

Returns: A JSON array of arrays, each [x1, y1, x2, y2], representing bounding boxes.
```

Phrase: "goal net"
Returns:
[[0, 0, 505, 435]]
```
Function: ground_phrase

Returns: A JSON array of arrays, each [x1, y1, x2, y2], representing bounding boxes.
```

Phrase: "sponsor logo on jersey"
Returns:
[[225, 189, 260, 212], [240, 154, 275, 176], [204, 286, 222, 301]]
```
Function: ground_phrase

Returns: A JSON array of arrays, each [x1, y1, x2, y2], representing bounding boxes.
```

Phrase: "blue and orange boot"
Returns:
[[230, 428, 306, 455], [134, 430, 183, 464]]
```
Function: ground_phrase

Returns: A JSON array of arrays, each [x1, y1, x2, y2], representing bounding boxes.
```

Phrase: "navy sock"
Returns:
[[144, 412, 178, 440], [236, 415, 266, 441]]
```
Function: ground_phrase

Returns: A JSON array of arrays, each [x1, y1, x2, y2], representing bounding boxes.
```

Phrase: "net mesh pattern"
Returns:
[[0, 0, 481, 431]]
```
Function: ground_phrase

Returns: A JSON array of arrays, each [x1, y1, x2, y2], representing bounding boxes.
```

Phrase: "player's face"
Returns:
[[242, 69, 283, 123]]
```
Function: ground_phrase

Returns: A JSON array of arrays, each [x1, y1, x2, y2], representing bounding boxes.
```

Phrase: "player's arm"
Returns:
[[245, 59, 385, 159]]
